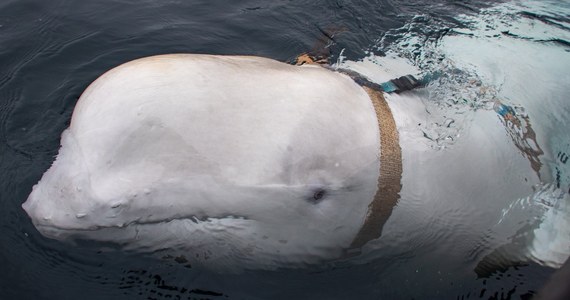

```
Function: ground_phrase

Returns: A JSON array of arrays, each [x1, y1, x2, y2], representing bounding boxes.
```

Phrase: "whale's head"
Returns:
[[22, 129, 380, 268], [22, 54, 383, 268]]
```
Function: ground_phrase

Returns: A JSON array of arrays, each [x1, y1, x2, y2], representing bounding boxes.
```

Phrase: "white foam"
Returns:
[[334, 52, 421, 83]]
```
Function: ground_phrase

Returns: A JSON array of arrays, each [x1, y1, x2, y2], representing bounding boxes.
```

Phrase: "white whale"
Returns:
[[22, 54, 569, 271]]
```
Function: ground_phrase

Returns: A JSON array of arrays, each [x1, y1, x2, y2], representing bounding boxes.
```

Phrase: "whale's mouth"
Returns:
[[33, 214, 251, 234]]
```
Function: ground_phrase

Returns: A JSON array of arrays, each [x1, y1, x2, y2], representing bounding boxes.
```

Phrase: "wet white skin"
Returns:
[[23, 52, 569, 271], [22, 54, 381, 269]]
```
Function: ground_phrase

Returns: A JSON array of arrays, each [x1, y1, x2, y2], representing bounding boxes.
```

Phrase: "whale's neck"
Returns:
[[347, 86, 403, 253]]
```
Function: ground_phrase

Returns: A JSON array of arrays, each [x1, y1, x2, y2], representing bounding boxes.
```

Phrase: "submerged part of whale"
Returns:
[[22, 54, 395, 269], [335, 54, 570, 276], [475, 186, 570, 277]]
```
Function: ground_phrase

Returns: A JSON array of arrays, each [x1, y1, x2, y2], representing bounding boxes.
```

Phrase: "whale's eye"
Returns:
[[306, 186, 328, 204], [313, 189, 326, 201]]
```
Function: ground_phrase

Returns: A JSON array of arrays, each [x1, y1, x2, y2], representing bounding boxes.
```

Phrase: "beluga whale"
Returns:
[[22, 53, 570, 272]]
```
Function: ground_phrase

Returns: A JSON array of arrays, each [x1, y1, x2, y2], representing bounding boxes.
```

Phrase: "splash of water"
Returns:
[[346, 0, 570, 151]]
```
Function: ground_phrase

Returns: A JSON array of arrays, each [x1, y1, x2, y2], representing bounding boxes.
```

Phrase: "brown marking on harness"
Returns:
[[347, 87, 403, 253], [293, 26, 348, 66], [294, 53, 328, 66]]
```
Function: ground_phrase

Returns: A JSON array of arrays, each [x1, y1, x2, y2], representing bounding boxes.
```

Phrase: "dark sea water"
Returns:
[[1, 0, 569, 299]]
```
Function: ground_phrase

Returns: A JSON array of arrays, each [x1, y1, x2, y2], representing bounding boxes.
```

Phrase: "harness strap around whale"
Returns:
[[346, 86, 403, 254], [295, 55, 403, 253]]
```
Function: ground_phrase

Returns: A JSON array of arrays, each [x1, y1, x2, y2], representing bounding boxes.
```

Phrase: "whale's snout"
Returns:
[[22, 185, 46, 225], [22, 197, 68, 239], [22, 181, 91, 239], [21, 129, 107, 236]]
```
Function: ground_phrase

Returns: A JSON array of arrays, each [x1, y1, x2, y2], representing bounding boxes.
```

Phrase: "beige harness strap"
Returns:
[[348, 87, 403, 253]]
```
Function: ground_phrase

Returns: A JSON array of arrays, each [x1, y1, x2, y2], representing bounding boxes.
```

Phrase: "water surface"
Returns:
[[1, 0, 569, 299]]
